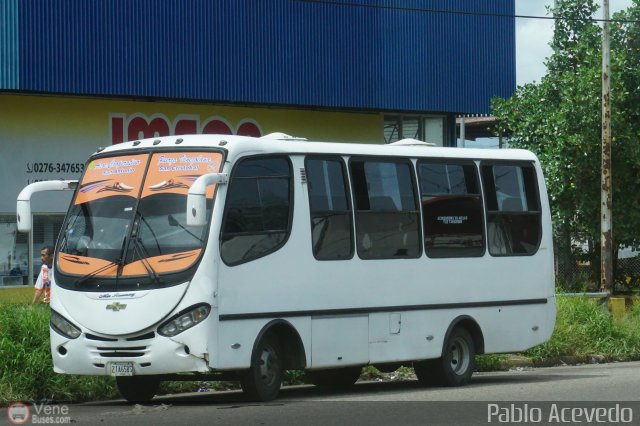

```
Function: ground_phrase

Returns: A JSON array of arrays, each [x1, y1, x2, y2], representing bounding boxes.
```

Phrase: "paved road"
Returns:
[[5, 362, 640, 425]]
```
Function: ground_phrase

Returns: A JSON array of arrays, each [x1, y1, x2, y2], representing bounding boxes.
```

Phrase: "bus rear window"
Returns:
[[481, 163, 541, 256]]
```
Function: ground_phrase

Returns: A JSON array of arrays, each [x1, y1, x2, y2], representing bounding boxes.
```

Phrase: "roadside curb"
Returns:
[[501, 355, 535, 368], [501, 354, 611, 369]]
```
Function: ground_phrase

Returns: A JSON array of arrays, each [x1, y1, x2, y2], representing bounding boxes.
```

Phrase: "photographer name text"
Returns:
[[488, 403, 634, 424]]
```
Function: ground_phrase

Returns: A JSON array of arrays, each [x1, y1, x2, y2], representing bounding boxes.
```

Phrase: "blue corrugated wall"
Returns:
[[11, 0, 515, 114], [0, 0, 19, 89]]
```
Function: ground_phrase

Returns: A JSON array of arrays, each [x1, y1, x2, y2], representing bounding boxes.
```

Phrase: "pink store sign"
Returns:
[[109, 113, 262, 145]]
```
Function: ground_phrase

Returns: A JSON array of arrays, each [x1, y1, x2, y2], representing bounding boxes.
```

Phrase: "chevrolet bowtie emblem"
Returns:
[[106, 302, 127, 312]]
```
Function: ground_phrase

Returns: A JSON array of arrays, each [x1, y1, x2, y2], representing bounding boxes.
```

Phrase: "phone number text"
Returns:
[[26, 163, 85, 174]]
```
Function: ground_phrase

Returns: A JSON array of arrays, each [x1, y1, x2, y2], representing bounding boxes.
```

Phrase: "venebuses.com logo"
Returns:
[[6, 401, 71, 424]]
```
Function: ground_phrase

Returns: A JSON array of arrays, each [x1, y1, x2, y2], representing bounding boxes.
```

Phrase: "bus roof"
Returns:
[[96, 134, 538, 162]]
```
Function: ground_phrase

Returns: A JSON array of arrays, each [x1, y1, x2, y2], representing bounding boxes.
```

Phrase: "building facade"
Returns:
[[0, 0, 515, 284]]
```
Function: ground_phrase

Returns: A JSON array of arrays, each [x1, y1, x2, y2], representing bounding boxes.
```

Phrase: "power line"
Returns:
[[291, 0, 640, 24]]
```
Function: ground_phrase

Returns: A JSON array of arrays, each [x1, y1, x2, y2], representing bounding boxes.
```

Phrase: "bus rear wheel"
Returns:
[[307, 366, 362, 389], [116, 376, 160, 403], [241, 334, 283, 401], [414, 327, 475, 386]]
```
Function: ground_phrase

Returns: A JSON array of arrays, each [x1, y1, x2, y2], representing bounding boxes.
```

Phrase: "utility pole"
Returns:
[[600, 0, 613, 294]]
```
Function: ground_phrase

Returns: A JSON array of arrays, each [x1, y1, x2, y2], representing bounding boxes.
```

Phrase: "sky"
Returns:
[[515, 0, 634, 85]]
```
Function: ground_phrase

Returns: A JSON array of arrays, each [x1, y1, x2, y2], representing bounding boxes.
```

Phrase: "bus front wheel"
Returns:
[[115, 376, 160, 403], [241, 334, 283, 401], [414, 326, 475, 386]]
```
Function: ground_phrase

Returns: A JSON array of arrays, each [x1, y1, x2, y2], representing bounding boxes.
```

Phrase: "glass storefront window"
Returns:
[[0, 217, 28, 286], [384, 115, 447, 146], [0, 214, 64, 286]]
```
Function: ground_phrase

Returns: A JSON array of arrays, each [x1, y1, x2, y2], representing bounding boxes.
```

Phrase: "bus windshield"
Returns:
[[57, 151, 223, 289]]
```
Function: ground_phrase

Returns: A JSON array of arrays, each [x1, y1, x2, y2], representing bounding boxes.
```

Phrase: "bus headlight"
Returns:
[[158, 304, 211, 337], [50, 310, 81, 339]]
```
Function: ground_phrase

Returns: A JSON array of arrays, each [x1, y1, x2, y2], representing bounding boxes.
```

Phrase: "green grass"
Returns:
[[523, 296, 640, 363], [3, 296, 640, 403], [0, 287, 32, 304], [0, 303, 118, 404], [475, 354, 510, 371]]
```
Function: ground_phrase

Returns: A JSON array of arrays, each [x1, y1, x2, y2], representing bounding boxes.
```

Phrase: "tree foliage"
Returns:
[[492, 0, 640, 281]]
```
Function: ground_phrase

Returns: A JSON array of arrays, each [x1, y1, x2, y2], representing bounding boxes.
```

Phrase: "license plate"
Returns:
[[108, 362, 134, 376]]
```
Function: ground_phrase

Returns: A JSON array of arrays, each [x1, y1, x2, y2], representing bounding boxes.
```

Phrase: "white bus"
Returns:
[[17, 133, 556, 402]]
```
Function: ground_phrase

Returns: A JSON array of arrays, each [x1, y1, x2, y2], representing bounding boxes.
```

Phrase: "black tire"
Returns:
[[116, 376, 160, 403], [306, 366, 362, 389], [414, 327, 475, 387], [241, 334, 283, 401]]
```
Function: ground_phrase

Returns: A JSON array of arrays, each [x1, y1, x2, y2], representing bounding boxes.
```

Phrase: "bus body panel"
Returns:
[[216, 220, 554, 362], [215, 316, 312, 369], [311, 315, 369, 368], [212, 300, 555, 371]]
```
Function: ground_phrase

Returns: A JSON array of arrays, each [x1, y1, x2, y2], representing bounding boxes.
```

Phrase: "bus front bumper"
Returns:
[[49, 327, 210, 375]]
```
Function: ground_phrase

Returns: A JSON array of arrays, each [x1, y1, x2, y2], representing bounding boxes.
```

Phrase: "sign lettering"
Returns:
[[109, 113, 262, 145]]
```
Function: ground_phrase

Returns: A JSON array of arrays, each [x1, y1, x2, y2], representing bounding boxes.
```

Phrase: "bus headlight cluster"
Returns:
[[50, 310, 81, 339], [158, 304, 211, 337]]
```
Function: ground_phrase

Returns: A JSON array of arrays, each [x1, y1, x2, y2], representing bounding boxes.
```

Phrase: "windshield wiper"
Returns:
[[72, 233, 126, 287], [115, 214, 162, 286], [128, 233, 163, 285], [137, 212, 162, 255], [73, 260, 118, 287]]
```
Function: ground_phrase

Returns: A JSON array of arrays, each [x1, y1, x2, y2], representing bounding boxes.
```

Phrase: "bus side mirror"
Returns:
[[16, 199, 33, 232], [16, 180, 78, 232], [186, 173, 228, 227]]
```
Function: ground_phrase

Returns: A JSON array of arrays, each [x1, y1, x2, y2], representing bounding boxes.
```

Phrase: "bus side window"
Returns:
[[481, 163, 541, 256], [220, 156, 292, 265], [305, 157, 354, 260], [349, 159, 421, 260], [417, 161, 484, 258]]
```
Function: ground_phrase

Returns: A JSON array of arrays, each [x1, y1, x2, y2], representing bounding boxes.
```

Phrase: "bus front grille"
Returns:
[[97, 346, 147, 358], [85, 333, 118, 342]]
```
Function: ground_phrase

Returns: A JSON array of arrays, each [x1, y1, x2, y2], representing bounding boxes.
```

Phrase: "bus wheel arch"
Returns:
[[241, 319, 307, 401], [414, 316, 483, 387], [253, 319, 307, 370], [444, 315, 485, 355]]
